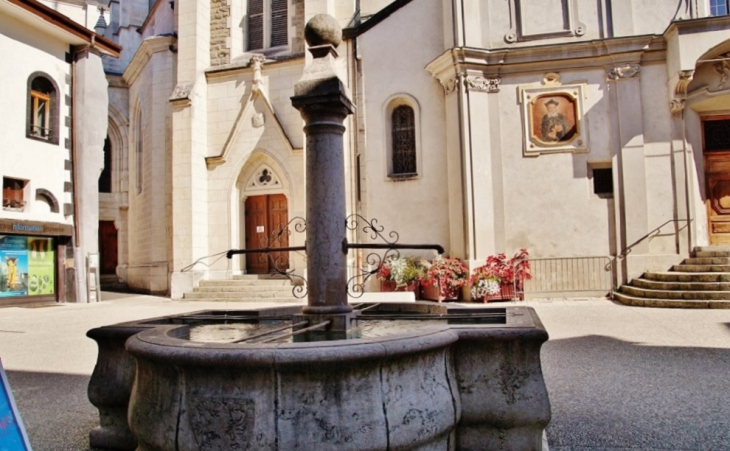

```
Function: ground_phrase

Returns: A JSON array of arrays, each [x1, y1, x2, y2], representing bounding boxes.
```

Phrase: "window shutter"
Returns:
[[271, 0, 288, 47], [248, 0, 264, 50], [392, 106, 417, 175]]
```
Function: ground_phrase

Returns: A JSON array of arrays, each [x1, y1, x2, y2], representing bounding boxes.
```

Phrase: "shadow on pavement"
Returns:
[[543, 335, 730, 450], [6, 370, 99, 451], [5, 335, 730, 451]]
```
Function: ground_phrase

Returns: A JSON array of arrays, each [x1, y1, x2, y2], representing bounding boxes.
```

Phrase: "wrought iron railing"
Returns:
[[521, 256, 615, 297]]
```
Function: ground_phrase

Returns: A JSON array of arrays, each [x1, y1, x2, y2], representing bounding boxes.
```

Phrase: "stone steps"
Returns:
[[181, 274, 302, 303], [615, 247, 730, 309]]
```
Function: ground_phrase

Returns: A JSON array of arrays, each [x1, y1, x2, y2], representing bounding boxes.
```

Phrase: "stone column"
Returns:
[[291, 15, 354, 316]]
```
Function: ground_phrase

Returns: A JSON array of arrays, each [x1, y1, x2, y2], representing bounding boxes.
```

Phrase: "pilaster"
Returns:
[[607, 62, 648, 280]]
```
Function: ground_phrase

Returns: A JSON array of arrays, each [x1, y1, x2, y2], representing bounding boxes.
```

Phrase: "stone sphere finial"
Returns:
[[304, 14, 342, 48]]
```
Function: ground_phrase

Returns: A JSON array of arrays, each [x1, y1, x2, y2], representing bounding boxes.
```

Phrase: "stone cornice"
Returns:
[[205, 53, 305, 80], [122, 35, 176, 86], [664, 14, 730, 39], [426, 35, 665, 82]]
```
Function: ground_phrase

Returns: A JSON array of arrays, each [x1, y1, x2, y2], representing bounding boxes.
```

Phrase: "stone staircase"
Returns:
[[182, 274, 303, 303], [614, 246, 730, 308]]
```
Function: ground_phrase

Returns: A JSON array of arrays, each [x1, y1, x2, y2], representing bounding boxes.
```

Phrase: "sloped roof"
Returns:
[[0, 0, 121, 57]]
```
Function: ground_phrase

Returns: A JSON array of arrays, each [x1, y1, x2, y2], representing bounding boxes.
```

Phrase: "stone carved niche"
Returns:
[[246, 164, 281, 190], [505, 0, 586, 43]]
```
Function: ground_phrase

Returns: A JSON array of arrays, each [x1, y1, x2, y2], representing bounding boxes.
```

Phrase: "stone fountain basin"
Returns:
[[87, 303, 550, 451]]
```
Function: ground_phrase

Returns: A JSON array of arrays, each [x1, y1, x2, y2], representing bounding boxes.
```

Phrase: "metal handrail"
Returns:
[[618, 218, 691, 259], [180, 250, 229, 272]]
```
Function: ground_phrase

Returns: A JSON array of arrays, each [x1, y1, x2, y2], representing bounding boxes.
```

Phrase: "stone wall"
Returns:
[[210, 0, 230, 66]]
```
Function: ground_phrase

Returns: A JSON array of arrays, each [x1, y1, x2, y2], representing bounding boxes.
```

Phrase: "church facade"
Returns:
[[95, 0, 730, 298]]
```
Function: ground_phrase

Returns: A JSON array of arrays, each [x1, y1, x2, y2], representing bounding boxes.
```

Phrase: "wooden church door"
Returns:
[[244, 194, 289, 274]]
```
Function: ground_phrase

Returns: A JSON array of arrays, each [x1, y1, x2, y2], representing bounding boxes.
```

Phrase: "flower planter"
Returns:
[[380, 280, 420, 298], [421, 280, 461, 302], [483, 282, 515, 303]]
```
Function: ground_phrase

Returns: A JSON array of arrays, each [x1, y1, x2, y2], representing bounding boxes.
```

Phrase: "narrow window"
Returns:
[[248, 0, 264, 50], [270, 0, 288, 47], [136, 110, 144, 194], [592, 168, 613, 197], [710, 0, 729, 16], [391, 105, 417, 176], [247, 0, 287, 50], [99, 136, 112, 193], [3, 178, 28, 211]]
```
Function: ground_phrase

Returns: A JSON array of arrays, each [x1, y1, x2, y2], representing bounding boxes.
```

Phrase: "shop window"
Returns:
[[710, 0, 729, 16], [3, 178, 28, 211], [26, 73, 59, 144], [247, 0, 288, 51]]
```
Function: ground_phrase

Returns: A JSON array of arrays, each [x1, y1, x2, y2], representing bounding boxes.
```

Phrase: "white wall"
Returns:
[[0, 15, 72, 227]]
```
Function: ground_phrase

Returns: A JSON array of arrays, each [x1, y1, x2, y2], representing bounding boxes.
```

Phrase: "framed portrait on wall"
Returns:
[[520, 77, 588, 156]]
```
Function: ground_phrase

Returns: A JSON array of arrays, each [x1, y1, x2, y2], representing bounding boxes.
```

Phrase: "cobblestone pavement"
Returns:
[[1, 293, 729, 450]]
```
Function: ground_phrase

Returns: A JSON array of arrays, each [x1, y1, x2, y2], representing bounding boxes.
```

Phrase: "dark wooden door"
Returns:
[[704, 117, 730, 245], [245, 194, 289, 274], [98, 221, 118, 274]]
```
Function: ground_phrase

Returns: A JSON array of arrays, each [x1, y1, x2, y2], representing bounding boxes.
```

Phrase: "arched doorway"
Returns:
[[244, 193, 289, 274], [239, 162, 291, 275]]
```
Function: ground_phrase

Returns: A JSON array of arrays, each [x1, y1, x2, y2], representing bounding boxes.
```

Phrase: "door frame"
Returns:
[[702, 115, 730, 245]]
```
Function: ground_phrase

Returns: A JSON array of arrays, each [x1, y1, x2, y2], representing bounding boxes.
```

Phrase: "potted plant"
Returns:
[[469, 249, 531, 302], [420, 257, 469, 302], [377, 256, 426, 295]]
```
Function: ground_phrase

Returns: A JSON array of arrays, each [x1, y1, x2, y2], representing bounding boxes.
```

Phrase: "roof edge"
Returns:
[[343, 0, 416, 39], [6, 0, 122, 57]]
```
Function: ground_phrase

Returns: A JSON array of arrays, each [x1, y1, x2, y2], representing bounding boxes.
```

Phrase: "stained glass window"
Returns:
[[392, 105, 416, 175]]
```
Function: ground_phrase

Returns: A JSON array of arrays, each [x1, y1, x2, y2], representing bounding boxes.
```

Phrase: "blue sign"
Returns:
[[0, 359, 30, 450]]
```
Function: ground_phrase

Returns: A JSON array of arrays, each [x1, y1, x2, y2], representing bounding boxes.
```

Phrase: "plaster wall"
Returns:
[[492, 69, 615, 259], [73, 50, 110, 302], [357, 0, 450, 257], [0, 16, 72, 226], [465, 0, 680, 50]]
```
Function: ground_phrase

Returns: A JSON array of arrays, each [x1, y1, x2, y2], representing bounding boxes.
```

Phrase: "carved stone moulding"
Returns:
[[606, 63, 641, 81], [465, 75, 501, 93], [504, 0, 586, 44]]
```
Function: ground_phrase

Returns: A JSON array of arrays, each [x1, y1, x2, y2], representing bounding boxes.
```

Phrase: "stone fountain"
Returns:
[[87, 15, 551, 451]]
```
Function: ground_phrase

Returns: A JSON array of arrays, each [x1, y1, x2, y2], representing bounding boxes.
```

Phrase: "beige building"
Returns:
[[96, 0, 730, 298]]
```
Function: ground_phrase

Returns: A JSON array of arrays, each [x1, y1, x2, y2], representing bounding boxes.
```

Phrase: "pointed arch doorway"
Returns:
[[244, 193, 290, 274]]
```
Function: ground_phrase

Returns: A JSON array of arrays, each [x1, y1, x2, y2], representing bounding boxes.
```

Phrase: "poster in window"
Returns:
[[28, 238, 54, 295], [0, 236, 28, 297]]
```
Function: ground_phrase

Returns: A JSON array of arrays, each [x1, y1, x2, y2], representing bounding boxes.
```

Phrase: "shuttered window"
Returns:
[[271, 0, 288, 47], [248, 0, 264, 50], [248, 0, 287, 50], [392, 106, 417, 175]]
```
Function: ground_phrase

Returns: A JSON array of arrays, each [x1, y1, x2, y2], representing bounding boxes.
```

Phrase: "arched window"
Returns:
[[26, 73, 59, 144], [99, 136, 112, 193], [135, 107, 144, 194], [247, 0, 288, 50], [391, 105, 417, 176]]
